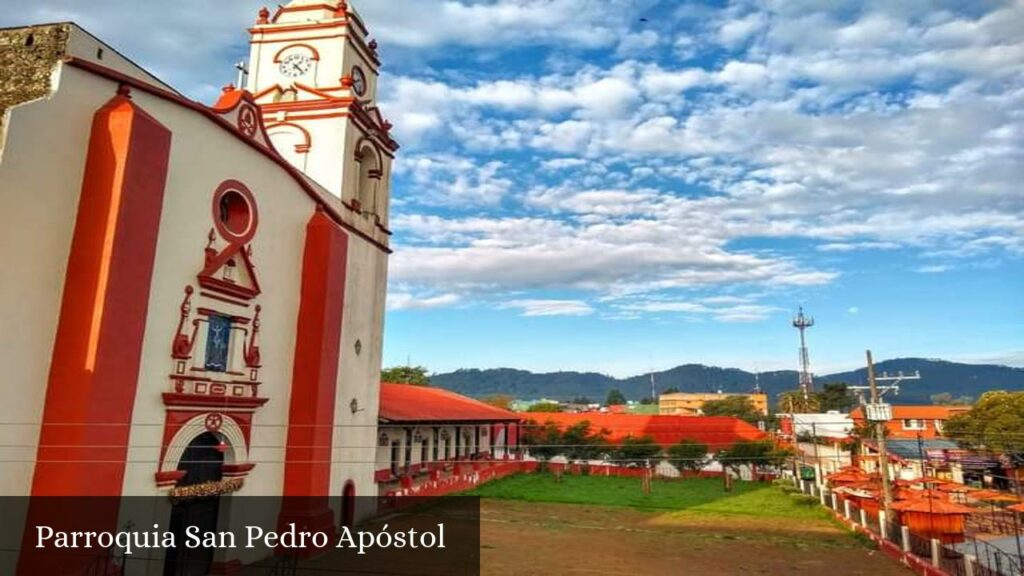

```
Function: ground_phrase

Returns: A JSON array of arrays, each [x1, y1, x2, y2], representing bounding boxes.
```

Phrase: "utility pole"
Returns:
[[867, 350, 894, 517]]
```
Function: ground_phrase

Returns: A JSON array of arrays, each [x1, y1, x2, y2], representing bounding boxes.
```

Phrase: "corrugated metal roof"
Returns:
[[883, 439, 959, 460]]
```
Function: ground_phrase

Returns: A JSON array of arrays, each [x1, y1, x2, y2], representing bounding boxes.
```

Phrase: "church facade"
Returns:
[[0, 1, 394, 569]]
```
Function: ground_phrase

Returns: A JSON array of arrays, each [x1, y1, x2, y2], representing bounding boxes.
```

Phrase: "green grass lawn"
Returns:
[[464, 473, 825, 520]]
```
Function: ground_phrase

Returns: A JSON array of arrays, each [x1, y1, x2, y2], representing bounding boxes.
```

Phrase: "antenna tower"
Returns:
[[792, 307, 815, 398]]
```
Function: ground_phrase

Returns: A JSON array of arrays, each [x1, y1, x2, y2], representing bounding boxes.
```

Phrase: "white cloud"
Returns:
[[501, 299, 595, 317], [387, 292, 462, 311], [394, 154, 512, 206]]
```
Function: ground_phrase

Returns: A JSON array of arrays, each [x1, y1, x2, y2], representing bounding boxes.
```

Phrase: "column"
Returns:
[[22, 88, 172, 575], [280, 208, 349, 535]]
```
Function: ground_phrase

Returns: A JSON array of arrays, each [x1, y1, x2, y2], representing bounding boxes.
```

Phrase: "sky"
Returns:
[[4, 0, 1022, 377]]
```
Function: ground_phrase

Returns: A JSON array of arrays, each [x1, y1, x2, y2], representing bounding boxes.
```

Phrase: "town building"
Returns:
[[376, 384, 523, 496], [850, 405, 969, 439], [524, 412, 768, 478], [1, 1, 394, 573], [659, 392, 769, 416], [779, 411, 855, 440]]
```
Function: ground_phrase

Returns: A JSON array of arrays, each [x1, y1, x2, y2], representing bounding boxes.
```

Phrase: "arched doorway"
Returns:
[[340, 481, 356, 528], [164, 432, 224, 576]]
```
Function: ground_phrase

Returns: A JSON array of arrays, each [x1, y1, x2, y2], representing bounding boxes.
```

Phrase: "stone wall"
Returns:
[[0, 24, 69, 157]]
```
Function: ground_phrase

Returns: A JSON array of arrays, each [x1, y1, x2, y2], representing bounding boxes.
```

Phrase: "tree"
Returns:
[[482, 394, 513, 410], [520, 418, 562, 463], [561, 421, 610, 462], [662, 387, 681, 395], [381, 365, 431, 386], [817, 382, 856, 412], [701, 395, 762, 423], [605, 388, 627, 406], [666, 439, 709, 472], [639, 397, 655, 405], [777, 390, 821, 413], [716, 440, 793, 476], [527, 402, 562, 413], [943, 391, 1024, 453], [571, 396, 593, 405], [610, 435, 662, 465]]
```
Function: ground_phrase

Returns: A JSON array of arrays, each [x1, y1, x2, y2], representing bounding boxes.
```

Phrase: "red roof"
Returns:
[[851, 405, 969, 420], [379, 383, 520, 423], [522, 413, 766, 449]]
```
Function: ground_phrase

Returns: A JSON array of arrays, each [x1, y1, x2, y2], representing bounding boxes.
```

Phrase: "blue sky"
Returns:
[[5, 0, 1022, 376]]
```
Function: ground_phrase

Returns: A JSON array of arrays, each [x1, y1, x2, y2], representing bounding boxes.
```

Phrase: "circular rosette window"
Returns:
[[212, 180, 259, 244]]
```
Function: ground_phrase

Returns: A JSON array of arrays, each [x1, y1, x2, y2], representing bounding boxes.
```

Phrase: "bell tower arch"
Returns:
[[246, 0, 397, 222]]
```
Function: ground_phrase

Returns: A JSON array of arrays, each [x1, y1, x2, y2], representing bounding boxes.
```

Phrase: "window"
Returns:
[[902, 419, 926, 431], [205, 315, 232, 372]]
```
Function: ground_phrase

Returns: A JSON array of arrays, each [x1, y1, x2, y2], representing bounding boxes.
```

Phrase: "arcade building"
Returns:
[[1, 1, 395, 572]]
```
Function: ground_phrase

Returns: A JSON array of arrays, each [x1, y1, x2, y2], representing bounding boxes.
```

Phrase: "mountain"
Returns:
[[429, 358, 1024, 406]]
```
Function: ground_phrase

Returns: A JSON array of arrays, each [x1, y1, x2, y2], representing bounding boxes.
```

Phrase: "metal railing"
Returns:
[[960, 537, 1023, 576]]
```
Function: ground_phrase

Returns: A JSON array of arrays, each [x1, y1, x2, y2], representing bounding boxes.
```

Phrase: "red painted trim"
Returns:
[[20, 90, 172, 575], [250, 22, 346, 35], [280, 209, 348, 526], [249, 33, 346, 45], [200, 291, 250, 308], [65, 58, 393, 254], [212, 179, 259, 244], [162, 393, 269, 410], [155, 470, 187, 487], [272, 3, 342, 20], [265, 121, 313, 148], [273, 43, 322, 62]]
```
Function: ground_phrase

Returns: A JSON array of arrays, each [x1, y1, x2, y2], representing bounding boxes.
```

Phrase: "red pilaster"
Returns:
[[20, 90, 171, 574], [280, 208, 348, 533], [32, 90, 171, 496]]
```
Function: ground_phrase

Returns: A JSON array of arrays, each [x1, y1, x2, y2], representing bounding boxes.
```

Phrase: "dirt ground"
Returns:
[[479, 499, 911, 576]]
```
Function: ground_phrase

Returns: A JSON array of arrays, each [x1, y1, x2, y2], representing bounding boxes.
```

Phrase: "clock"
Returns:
[[279, 53, 312, 78], [352, 66, 367, 96]]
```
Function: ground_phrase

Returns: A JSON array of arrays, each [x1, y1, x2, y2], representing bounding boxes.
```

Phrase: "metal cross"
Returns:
[[235, 61, 250, 89]]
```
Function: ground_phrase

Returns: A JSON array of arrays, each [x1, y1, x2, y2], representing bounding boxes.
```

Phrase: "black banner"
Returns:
[[0, 496, 480, 575]]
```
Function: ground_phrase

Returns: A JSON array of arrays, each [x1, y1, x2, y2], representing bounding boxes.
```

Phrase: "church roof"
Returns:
[[379, 384, 520, 423]]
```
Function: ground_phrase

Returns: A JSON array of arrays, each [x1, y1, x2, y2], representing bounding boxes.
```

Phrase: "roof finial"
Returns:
[[257, 7, 270, 24]]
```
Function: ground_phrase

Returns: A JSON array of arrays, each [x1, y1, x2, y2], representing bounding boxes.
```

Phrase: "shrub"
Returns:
[[789, 494, 819, 507]]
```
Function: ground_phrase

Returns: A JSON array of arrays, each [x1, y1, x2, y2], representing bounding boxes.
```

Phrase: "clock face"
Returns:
[[352, 67, 367, 96], [279, 53, 312, 78]]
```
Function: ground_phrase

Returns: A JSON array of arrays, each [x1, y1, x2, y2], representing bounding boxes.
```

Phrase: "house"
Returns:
[[779, 411, 855, 440], [1, 1, 395, 573], [850, 405, 969, 439], [376, 384, 523, 496], [659, 392, 769, 416]]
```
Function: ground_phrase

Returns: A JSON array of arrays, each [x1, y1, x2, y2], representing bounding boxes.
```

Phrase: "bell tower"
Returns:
[[247, 0, 397, 220]]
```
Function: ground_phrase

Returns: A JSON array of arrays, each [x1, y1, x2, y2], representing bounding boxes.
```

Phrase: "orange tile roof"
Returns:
[[379, 383, 520, 422], [522, 412, 766, 449]]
